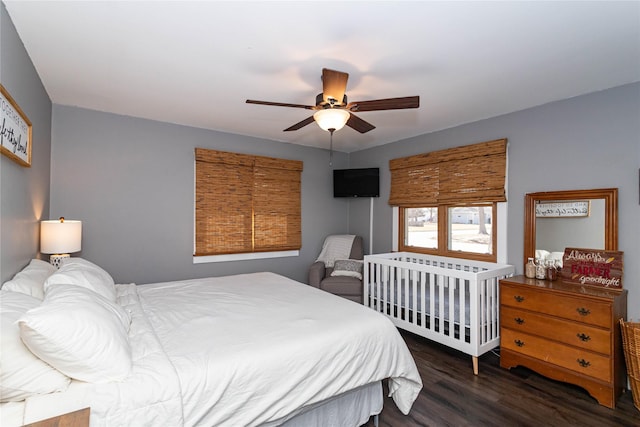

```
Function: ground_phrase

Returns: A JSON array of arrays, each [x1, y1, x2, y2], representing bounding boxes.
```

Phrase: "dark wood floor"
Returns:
[[364, 330, 640, 427]]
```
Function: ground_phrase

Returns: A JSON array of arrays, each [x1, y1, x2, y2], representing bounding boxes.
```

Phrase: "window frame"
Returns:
[[399, 202, 498, 262]]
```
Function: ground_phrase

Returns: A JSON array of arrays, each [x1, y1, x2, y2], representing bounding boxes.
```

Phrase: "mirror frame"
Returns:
[[524, 188, 618, 267]]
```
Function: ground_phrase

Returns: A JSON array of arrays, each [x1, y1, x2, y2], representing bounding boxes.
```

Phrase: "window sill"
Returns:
[[193, 250, 299, 264]]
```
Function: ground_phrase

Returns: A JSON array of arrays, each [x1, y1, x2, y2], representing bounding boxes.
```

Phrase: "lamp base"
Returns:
[[49, 254, 70, 268]]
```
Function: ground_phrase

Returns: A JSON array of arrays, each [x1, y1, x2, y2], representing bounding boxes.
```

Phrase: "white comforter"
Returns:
[[9, 272, 422, 426]]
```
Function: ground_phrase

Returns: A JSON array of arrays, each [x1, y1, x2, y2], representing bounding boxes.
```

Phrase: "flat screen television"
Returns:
[[333, 167, 380, 198]]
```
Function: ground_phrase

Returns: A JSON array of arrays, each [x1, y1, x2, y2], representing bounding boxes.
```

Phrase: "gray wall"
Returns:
[[351, 82, 640, 319], [0, 3, 52, 282], [49, 105, 350, 285]]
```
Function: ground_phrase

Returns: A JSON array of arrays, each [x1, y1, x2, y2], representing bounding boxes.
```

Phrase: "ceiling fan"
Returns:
[[246, 68, 420, 134]]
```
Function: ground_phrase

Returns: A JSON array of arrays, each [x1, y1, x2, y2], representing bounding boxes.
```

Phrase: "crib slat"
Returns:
[[389, 265, 395, 317], [469, 277, 478, 350], [397, 266, 402, 318], [429, 272, 435, 333], [400, 267, 404, 321], [438, 274, 445, 335], [411, 269, 417, 326], [489, 277, 497, 340], [484, 278, 492, 342], [377, 262, 382, 313], [448, 276, 455, 338], [480, 279, 486, 344], [364, 259, 370, 307], [403, 266, 410, 322], [459, 279, 467, 343], [376, 263, 381, 312], [375, 264, 384, 311], [420, 270, 426, 328]]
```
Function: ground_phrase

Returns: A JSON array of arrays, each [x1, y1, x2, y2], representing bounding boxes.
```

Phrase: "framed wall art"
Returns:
[[535, 200, 590, 218], [1, 84, 32, 167]]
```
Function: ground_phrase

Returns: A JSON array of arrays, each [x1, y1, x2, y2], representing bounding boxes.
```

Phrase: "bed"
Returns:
[[1, 258, 422, 426], [364, 252, 515, 375]]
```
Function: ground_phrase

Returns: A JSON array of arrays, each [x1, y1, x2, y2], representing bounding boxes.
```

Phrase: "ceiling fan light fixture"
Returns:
[[313, 108, 350, 132]]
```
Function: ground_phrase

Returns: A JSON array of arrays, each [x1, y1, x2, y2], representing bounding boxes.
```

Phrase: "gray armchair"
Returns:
[[308, 235, 364, 303]]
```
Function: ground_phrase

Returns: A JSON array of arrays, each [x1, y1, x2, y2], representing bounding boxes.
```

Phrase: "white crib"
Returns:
[[364, 252, 515, 375]]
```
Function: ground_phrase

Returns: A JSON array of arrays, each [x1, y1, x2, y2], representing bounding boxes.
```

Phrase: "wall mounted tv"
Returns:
[[333, 168, 380, 198]]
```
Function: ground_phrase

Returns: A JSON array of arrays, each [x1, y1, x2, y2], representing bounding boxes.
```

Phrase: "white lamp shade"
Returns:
[[40, 220, 82, 254], [313, 108, 350, 132]]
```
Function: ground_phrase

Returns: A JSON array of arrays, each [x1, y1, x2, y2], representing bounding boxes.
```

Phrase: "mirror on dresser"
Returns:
[[523, 188, 618, 267]]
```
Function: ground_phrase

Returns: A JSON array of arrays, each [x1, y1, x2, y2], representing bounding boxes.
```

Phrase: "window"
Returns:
[[400, 204, 496, 261], [194, 148, 303, 257], [447, 205, 494, 254], [403, 207, 438, 249], [390, 139, 507, 262]]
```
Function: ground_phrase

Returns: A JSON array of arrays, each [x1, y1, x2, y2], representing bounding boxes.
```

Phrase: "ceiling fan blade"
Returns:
[[346, 113, 376, 134], [347, 96, 420, 112], [322, 68, 349, 105], [246, 99, 315, 110], [283, 116, 315, 132]]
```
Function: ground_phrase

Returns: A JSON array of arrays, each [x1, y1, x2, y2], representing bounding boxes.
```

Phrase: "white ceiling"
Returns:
[[4, 1, 640, 153]]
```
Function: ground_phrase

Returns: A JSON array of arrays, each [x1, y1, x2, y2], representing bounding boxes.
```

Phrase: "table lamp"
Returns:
[[40, 217, 82, 267]]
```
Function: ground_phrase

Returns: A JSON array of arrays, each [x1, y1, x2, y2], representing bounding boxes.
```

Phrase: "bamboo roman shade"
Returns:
[[195, 148, 303, 256], [389, 139, 507, 206]]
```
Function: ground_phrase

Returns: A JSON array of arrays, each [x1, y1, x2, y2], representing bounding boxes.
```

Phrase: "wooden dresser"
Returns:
[[499, 275, 627, 408]]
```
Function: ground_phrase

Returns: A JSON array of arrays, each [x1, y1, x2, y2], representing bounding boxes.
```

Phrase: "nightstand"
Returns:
[[23, 408, 90, 427]]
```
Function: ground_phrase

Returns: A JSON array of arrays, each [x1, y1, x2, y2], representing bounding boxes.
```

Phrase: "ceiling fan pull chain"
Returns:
[[329, 128, 334, 166]]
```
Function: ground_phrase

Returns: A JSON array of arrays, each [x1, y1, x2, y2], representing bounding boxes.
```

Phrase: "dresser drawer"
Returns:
[[501, 284, 611, 328], [501, 306, 611, 354], [501, 328, 611, 382]]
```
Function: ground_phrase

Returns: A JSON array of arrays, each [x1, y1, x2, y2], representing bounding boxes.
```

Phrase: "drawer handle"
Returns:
[[514, 339, 525, 347], [577, 359, 591, 368], [577, 333, 591, 342], [514, 317, 525, 325], [576, 307, 591, 316], [514, 295, 525, 303]]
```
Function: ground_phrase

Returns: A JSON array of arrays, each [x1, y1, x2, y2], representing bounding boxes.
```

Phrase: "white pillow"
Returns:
[[330, 259, 364, 280], [1, 259, 56, 300], [0, 290, 70, 402], [18, 284, 132, 383], [44, 257, 116, 302]]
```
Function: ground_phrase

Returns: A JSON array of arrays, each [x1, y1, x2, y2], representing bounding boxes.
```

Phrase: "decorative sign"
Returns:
[[1, 84, 32, 167], [535, 200, 589, 217], [560, 248, 623, 290]]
